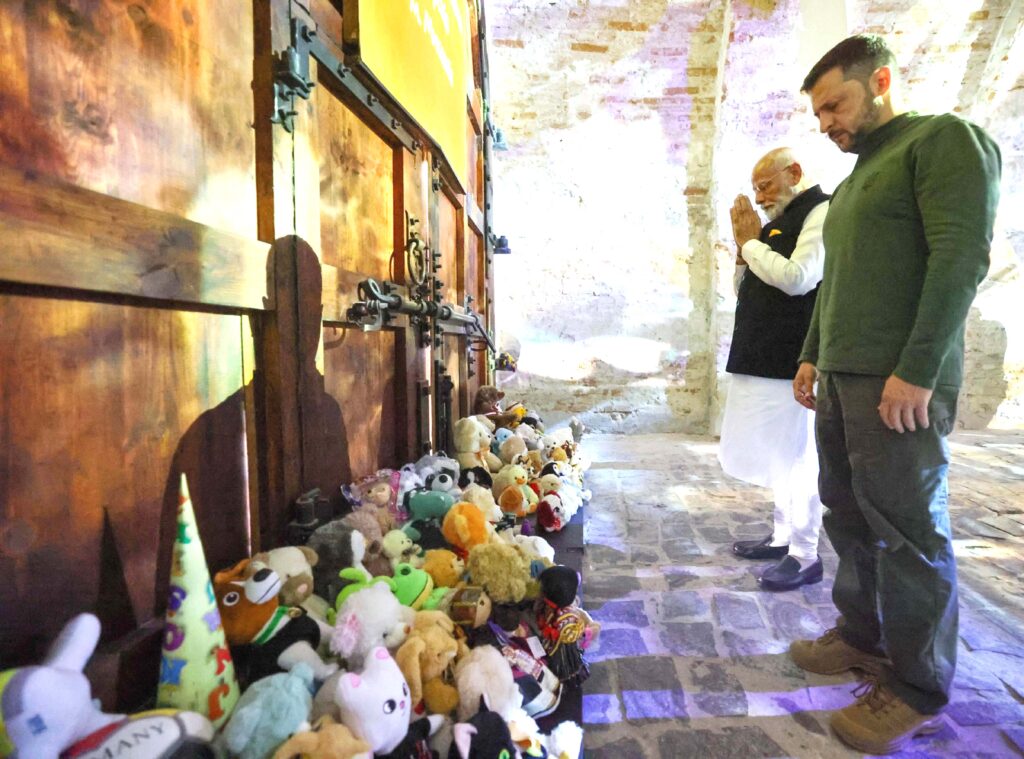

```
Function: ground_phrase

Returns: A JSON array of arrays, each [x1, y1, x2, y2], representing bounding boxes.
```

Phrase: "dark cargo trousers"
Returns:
[[815, 371, 959, 715]]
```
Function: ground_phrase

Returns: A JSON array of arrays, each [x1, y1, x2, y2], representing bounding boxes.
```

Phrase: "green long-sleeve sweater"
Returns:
[[799, 112, 1001, 389]]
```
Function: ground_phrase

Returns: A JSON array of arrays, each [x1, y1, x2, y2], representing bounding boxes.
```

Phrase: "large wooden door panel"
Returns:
[[317, 80, 395, 280], [0, 0, 257, 238], [0, 295, 252, 661], [322, 326, 401, 481]]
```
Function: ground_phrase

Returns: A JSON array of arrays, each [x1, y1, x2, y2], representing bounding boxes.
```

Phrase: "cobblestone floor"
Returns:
[[580, 430, 1024, 758]]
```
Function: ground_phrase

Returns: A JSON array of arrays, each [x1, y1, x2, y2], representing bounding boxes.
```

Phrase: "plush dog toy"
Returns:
[[453, 646, 521, 722], [394, 614, 461, 715], [467, 543, 531, 604], [214, 559, 339, 684]]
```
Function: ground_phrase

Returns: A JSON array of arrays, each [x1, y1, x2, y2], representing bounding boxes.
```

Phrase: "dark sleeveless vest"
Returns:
[[726, 185, 829, 380]]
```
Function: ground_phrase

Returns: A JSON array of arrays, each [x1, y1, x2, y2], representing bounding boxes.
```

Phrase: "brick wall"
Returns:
[[487, 0, 1024, 432]]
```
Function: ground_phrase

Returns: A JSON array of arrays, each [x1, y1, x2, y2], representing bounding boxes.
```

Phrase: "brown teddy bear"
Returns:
[[472, 385, 524, 429], [466, 542, 532, 604], [271, 715, 369, 759], [394, 611, 460, 715], [250, 546, 318, 607], [422, 548, 465, 588]]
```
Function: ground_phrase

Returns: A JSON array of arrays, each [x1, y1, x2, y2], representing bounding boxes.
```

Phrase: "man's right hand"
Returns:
[[793, 362, 817, 410]]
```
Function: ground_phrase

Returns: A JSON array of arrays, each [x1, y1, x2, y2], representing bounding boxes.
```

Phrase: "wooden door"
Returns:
[[0, 0, 268, 709], [0, 0, 494, 711]]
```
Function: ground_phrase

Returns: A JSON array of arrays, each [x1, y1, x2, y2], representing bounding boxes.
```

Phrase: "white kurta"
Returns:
[[718, 198, 828, 561]]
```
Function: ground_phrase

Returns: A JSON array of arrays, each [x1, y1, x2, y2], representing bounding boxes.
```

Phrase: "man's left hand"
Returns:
[[731, 195, 762, 248], [878, 375, 932, 433]]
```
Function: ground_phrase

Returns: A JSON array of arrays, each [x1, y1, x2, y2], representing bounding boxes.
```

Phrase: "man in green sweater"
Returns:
[[787, 35, 1001, 754]]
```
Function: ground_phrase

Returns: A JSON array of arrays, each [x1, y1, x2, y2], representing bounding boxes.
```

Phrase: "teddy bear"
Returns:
[[453, 417, 502, 473], [332, 647, 445, 758], [441, 501, 493, 558], [343, 471, 401, 533], [220, 663, 314, 759], [271, 715, 371, 759], [382, 529, 424, 570], [395, 612, 461, 715], [455, 467, 500, 522], [497, 433, 528, 466], [422, 548, 465, 588], [459, 482, 502, 523], [471, 385, 525, 429], [251, 545, 319, 607], [466, 543, 531, 604], [214, 559, 339, 685]]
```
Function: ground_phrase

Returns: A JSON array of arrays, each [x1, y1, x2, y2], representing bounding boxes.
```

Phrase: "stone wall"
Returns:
[[487, 0, 1024, 432]]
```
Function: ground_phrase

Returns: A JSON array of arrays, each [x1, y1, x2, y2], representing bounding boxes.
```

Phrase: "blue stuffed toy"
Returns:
[[220, 663, 314, 759]]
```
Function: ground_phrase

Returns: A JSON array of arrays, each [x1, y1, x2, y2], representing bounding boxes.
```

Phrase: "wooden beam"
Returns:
[[467, 197, 485, 236], [0, 166, 272, 310]]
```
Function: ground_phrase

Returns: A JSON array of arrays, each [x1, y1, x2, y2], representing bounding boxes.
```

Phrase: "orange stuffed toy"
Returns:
[[440, 502, 491, 559]]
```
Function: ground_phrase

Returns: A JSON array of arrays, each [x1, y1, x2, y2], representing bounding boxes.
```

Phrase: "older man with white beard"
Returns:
[[718, 147, 829, 591]]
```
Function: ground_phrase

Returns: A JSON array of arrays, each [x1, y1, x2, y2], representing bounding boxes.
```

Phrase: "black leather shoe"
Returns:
[[759, 555, 824, 591], [733, 535, 789, 560]]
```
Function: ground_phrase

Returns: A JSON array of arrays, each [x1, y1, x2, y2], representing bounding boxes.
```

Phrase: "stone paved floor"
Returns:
[[580, 430, 1024, 758]]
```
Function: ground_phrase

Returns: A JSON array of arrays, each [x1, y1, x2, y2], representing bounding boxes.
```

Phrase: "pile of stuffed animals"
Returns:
[[0, 387, 597, 759]]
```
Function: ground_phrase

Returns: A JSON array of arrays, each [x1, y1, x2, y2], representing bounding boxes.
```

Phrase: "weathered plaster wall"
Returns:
[[487, 0, 1024, 432]]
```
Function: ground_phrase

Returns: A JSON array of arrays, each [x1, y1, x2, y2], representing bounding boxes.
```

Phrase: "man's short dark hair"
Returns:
[[801, 34, 897, 92]]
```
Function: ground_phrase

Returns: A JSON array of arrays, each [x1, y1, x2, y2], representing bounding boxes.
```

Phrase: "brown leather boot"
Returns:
[[789, 627, 889, 675], [830, 678, 945, 754]]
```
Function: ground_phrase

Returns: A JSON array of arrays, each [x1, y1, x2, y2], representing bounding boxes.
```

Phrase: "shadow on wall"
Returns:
[[960, 306, 1009, 430]]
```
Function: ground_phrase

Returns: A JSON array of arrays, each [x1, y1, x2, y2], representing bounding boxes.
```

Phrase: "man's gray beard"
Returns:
[[766, 188, 798, 220]]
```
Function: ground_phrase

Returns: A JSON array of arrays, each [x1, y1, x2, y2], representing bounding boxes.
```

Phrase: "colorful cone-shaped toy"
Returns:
[[156, 473, 240, 727]]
